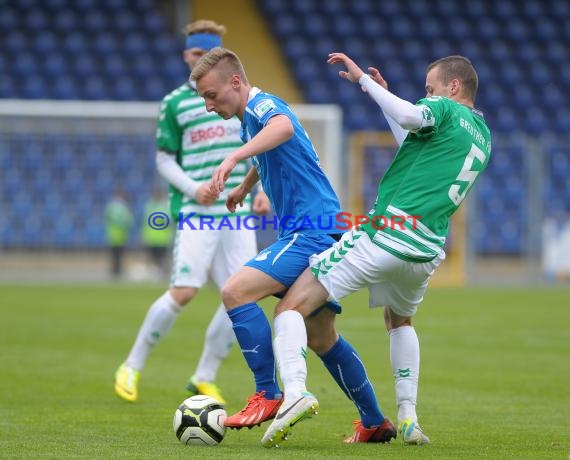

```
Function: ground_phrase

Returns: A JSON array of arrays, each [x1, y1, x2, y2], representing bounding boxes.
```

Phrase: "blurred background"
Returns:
[[1, 0, 569, 285]]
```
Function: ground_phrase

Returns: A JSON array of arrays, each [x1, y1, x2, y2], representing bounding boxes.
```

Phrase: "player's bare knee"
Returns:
[[385, 306, 412, 330], [220, 280, 243, 309], [169, 286, 197, 306], [307, 333, 332, 355], [274, 298, 301, 316], [306, 314, 337, 355]]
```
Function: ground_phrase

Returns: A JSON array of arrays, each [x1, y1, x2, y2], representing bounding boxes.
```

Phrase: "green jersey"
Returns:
[[362, 96, 492, 262], [155, 82, 251, 220]]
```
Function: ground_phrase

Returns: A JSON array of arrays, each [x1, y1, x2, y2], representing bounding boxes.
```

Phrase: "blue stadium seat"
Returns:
[[103, 53, 127, 79], [153, 33, 177, 55], [0, 7, 19, 30], [43, 52, 68, 78], [21, 75, 48, 99], [545, 42, 567, 62], [52, 75, 78, 99], [132, 54, 155, 79], [54, 9, 80, 32], [84, 10, 106, 32], [303, 82, 334, 104], [330, 16, 358, 39], [554, 108, 570, 132], [505, 18, 530, 41], [74, 0, 98, 10], [293, 58, 321, 86], [320, 0, 346, 15], [273, 13, 299, 38], [290, 0, 317, 15], [350, 0, 374, 16], [360, 16, 385, 40], [552, 0, 570, 17], [81, 76, 109, 100], [447, 18, 472, 40], [24, 10, 49, 30], [143, 76, 168, 101], [282, 37, 308, 61], [390, 17, 414, 39], [142, 10, 166, 33], [0, 75, 18, 98], [114, 9, 137, 32], [534, 16, 557, 41], [13, 52, 37, 77], [258, 0, 288, 16], [122, 32, 146, 54], [521, 0, 546, 16], [63, 32, 89, 55], [72, 54, 99, 78], [93, 32, 119, 55]]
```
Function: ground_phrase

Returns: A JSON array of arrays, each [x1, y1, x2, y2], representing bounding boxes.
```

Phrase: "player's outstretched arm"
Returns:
[[328, 52, 423, 130], [327, 52, 365, 82], [211, 115, 293, 194]]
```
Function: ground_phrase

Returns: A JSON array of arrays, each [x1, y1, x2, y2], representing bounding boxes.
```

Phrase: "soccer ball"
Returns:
[[173, 395, 227, 446]]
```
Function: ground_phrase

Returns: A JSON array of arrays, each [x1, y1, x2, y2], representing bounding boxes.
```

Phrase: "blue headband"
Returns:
[[185, 33, 222, 51]]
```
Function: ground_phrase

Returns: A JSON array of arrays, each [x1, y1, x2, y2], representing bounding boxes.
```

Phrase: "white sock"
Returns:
[[192, 303, 236, 382], [274, 310, 308, 400], [389, 325, 420, 424], [126, 291, 181, 371]]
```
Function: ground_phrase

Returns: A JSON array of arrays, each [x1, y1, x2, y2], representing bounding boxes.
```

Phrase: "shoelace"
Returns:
[[238, 391, 266, 414]]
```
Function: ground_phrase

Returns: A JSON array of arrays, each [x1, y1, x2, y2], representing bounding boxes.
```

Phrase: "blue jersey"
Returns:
[[241, 88, 342, 239]]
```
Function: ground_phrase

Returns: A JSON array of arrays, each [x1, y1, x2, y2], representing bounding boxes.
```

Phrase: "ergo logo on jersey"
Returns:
[[184, 124, 241, 144]]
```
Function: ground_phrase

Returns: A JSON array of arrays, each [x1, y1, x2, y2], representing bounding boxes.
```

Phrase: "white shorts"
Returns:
[[309, 230, 445, 317], [170, 223, 257, 289]]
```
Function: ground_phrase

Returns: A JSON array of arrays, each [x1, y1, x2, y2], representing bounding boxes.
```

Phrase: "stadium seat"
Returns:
[[13, 52, 37, 77], [0, 75, 18, 98], [272, 14, 299, 38], [84, 10, 107, 32], [21, 75, 48, 99], [43, 52, 68, 78], [81, 75, 109, 100], [114, 9, 137, 33]]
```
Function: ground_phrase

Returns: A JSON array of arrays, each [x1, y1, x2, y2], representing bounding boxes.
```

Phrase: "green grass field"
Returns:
[[1, 283, 569, 459]]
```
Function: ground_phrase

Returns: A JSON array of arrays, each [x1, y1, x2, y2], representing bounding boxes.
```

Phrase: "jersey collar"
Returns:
[[248, 87, 262, 102]]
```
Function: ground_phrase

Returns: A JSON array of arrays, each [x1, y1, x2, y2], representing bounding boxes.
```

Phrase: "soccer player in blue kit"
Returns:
[[190, 47, 396, 444]]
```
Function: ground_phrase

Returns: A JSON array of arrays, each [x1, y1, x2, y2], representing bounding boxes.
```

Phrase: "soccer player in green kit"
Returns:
[[262, 52, 491, 447]]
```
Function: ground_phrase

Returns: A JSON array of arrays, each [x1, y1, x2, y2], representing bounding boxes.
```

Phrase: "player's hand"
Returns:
[[194, 182, 218, 205], [226, 185, 247, 213], [368, 66, 388, 90], [327, 52, 364, 83], [253, 190, 271, 214], [211, 156, 237, 194]]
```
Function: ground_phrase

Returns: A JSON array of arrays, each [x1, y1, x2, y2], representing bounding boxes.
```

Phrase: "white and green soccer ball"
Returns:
[[173, 395, 227, 446]]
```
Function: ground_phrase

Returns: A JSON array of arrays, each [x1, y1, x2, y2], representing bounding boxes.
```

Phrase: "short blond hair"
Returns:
[[183, 19, 226, 36], [190, 47, 249, 84]]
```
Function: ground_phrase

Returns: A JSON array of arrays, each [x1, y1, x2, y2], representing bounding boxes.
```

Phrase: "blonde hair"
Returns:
[[190, 47, 249, 84], [183, 19, 226, 36]]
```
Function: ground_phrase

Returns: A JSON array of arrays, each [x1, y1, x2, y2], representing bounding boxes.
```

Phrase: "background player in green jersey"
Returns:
[[114, 20, 270, 404], [262, 52, 491, 446]]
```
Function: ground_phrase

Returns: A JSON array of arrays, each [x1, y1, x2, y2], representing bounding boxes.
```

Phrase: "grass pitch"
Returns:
[[1, 283, 569, 459]]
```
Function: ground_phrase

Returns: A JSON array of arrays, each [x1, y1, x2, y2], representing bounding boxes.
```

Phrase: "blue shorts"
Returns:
[[246, 232, 343, 315]]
